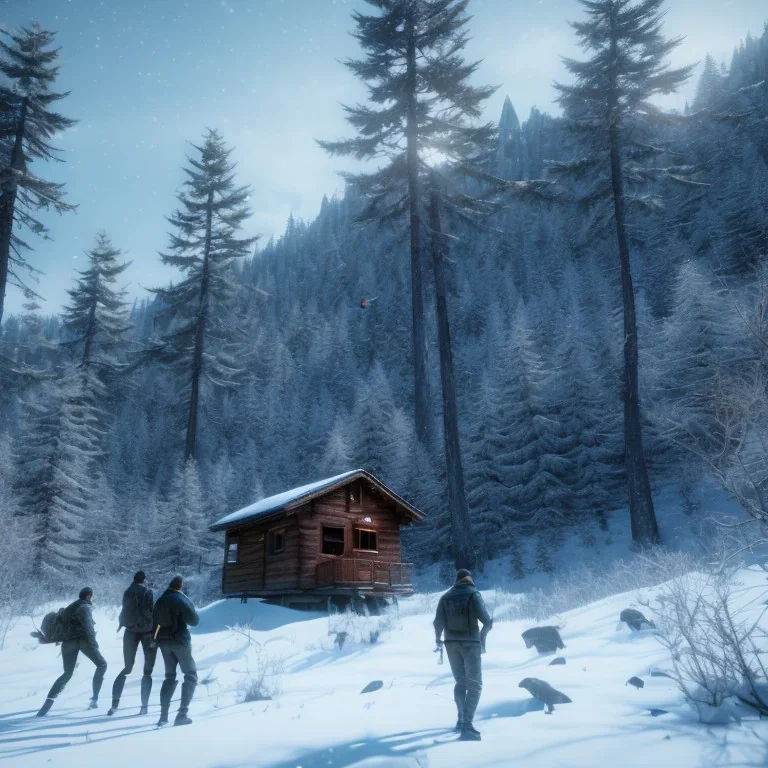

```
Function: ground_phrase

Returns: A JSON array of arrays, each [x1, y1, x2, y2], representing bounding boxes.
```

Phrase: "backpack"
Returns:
[[119, 584, 152, 631], [443, 592, 474, 634], [33, 605, 78, 644]]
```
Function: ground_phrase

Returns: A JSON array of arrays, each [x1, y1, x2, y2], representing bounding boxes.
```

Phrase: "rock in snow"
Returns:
[[626, 676, 645, 689], [521, 626, 565, 654], [360, 680, 384, 694], [620, 608, 656, 631], [549, 656, 566, 666], [518, 678, 572, 714]]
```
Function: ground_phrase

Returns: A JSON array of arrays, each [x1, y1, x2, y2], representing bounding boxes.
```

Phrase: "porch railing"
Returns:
[[316, 558, 414, 588]]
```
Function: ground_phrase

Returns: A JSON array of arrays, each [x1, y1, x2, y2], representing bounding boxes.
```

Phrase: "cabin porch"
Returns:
[[315, 558, 414, 591]]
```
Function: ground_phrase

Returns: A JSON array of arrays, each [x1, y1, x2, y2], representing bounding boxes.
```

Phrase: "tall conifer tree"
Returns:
[[319, 0, 495, 450], [552, 0, 695, 544], [152, 130, 256, 462], [0, 24, 76, 325]]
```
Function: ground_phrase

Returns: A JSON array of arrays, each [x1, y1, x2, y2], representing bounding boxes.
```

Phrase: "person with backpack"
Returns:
[[153, 575, 200, 727], [107, 570, 156, 716], [36, 587, 108, 717], [433, 569, 493, 741]]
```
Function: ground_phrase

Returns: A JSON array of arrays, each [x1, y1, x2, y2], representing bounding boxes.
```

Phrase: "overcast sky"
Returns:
[[3, 0, 766, 316]]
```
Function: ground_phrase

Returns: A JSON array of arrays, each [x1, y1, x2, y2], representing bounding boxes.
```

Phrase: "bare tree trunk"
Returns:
[[0, 98, 27, 328], [184, 189, 213, 463], [405, 8, 431, 447], [428, 173, 475, 570], [609, 122, 660, 545]]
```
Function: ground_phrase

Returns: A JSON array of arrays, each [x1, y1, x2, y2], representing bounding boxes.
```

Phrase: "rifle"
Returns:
[[434, 641, 444, 665]]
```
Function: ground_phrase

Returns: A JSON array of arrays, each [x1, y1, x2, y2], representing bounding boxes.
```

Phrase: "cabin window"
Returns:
[[353, 528, 378, 552], [322, 525, 345, 556], [349, 483, 362, 506], [269, 529, 286, 555], [226, 538, 239, 564]]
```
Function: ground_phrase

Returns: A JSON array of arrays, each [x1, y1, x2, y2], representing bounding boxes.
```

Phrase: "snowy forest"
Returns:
[[1, 0, 768, 607]]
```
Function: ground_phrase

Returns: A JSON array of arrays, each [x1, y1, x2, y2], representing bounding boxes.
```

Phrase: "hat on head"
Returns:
[[79, 587, 93, 600], [133, 570, 146, 583], [455, 568, 473, 583]]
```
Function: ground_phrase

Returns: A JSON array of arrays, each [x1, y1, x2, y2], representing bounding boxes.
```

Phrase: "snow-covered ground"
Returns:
[[1, 569, 767, 767]]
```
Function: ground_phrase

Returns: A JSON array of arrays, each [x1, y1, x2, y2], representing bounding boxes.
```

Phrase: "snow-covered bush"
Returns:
[[654, 572, 768, 718], [328, 603, 400, 649], [493, 548, 696, 623]]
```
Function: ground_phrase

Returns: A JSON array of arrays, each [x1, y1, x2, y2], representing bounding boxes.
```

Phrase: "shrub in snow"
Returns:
[[229, 625, 284, 703], [327, 602, 400, 650], [494, 548, 696, 623], [654, 572, 768, 719]]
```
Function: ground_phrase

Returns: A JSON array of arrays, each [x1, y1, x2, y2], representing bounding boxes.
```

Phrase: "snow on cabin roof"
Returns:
[[209, 469, 423, 532]]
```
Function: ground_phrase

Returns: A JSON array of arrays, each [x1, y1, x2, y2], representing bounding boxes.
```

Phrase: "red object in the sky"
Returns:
[[360, 298, 368, 309]]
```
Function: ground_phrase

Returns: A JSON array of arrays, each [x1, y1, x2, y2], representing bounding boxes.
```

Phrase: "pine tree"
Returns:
[[151, 460, 207, 572], [151, 130, 257, 462], [551, 0, 696, 545], [61, 231, 132, 370], [12, 373, 98, 589], [319, 0, 496, 449], [0, 24, 76, 325], [692, 55, 726, 112]]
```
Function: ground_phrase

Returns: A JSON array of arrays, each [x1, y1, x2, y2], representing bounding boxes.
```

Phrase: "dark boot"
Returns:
[[87, 698, 98, 710], [460, 724, 481, 741], [157, 714, 169, 727], [108, 699, 119, 716], [174, 713, 193, 726], [36, 698, 54, 717], [454, 718, 463, 733], [139, 705, 148, 716], [140, 675, 153, 709]]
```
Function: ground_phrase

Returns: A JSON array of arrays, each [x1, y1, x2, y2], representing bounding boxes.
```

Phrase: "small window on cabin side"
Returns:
[[270, 529, 286, 555], [226, 538, 239, 564], [322, 526, 345, 556], [354, 528, 377, 552]]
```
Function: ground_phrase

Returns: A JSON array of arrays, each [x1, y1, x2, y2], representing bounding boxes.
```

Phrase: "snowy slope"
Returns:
[[1, 571, 767, 767]]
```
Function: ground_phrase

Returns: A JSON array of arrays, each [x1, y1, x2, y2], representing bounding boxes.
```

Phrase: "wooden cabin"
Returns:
[[210, 470, 423, 606]]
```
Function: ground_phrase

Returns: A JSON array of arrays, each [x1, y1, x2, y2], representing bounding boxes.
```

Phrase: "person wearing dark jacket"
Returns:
[[153, 575, 200, 727], [36, 587, 108, 717], [108, 571, 157, 716], [433, 569, 493, 741]]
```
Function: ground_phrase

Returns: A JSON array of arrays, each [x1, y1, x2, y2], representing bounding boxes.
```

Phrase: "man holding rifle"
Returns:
[[433, 569, 493, 742], [152, 575, 200, 727]]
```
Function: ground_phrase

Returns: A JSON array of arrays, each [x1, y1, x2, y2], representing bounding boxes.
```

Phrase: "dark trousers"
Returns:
[[111, 630, 157, 707], [159, 640, 198, 716], [46, 638, 108, 701], [445, 642, 483, 725]]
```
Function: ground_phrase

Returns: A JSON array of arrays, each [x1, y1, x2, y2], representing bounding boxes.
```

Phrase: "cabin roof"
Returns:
[[210, 469, 424, 532]]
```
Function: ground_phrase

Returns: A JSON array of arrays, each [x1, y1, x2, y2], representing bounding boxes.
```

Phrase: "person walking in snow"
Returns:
[[433, 569, 493, 741], [36, 587, 108, 717], [108, 570, 157, 716], [153, 575, 200, 727]]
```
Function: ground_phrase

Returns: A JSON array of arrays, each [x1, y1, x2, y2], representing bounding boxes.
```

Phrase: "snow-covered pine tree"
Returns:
[[151, 130, 257, 462], [151, 459, 207, 573], [658, 260, 747, 447], [319, 413, 355, 478], [0, 24, 76, 325], [61, 231, 132, 371], [319, 0, 496, 452], [551, 0, 697, 545], [692, 55, 727, 113], [12, 373, 98, 591]]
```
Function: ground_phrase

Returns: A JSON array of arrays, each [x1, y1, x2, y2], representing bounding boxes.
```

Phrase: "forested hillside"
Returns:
[[1, 16, 767, 597]]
